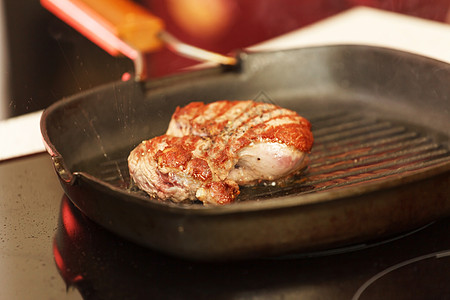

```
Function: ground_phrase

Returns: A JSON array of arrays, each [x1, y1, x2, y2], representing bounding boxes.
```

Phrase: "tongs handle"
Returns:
[[41, 0, 164, 57], [41, 0, 237, 80]]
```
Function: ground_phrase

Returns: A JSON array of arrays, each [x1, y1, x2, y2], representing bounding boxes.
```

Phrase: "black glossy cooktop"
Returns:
[[1, 154, 449, 299]]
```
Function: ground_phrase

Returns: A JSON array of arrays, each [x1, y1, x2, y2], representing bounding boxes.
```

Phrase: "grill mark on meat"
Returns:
[[208, 110, 309, 173], [167, 101, 313, 183], [170, 101, 241, 137], [216, 101, 254, 123], [174, 101, 254, 137], [208, 101, 254, 136], [228, 106, 297, 141], [259, 123, 313, 151], [191, 101, 227, 136], [210, 103, 283, 153], [233, 114, 301, 144], [170, 102, 205, 136], [229, 102, 279, 131]]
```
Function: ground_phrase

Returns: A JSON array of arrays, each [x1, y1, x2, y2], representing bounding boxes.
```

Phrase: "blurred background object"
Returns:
[[1, 0, 133, 120], [0, 0, 8, 120], [1, 0, 449, 120]]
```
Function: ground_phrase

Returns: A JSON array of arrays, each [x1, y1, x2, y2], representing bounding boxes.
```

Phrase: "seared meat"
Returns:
[[128, 135, 239, 204], [128, 100, 313, 205]]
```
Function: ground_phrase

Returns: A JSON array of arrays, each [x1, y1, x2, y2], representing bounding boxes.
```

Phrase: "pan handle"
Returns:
[[41, 0, 165, 80], [41, 0, 237, 80], [41, 0, 164, 56]]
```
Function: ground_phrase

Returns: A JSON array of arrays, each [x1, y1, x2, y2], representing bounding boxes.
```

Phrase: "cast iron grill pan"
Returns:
[[41, 45, 450, 260]]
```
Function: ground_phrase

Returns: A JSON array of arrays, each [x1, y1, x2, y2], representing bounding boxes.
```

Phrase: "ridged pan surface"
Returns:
[[41, 45, 450, 260]]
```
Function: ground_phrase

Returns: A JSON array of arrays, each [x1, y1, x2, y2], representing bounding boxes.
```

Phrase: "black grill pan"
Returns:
[[41, 45, 450, 260]]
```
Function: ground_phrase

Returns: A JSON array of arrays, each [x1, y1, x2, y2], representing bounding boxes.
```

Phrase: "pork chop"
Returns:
[[128, 100, 313, 205]]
